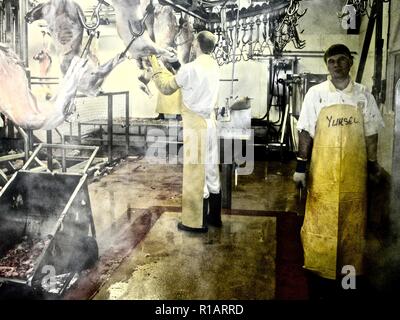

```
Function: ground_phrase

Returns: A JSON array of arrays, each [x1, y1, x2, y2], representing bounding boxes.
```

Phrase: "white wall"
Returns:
[[26, 0, 159, 140], [26, 0, 372, 137]]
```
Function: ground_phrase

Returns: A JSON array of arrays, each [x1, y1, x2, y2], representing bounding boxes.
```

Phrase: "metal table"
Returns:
[[219, 129, 252, 209]]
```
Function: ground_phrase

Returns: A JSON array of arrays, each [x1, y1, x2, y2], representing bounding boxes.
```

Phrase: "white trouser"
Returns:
[[204, 118, 220, 199]]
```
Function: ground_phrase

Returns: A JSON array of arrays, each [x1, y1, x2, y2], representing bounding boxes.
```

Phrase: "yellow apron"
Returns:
[[180, 103, 208, 228], [301, 104, 367, 280], [147, 54, 207, 228], [155, 90, 182, 115]]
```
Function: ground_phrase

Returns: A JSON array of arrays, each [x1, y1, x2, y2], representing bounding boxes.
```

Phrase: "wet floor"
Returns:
[[94, 212, 277, 300], [63, 156, 305, 300]]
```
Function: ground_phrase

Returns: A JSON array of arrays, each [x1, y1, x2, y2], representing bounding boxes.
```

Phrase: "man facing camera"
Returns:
[[293, 44, 384, 297]]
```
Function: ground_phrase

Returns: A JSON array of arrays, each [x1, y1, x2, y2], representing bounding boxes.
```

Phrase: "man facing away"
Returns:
[[149, 30, 222, 233]]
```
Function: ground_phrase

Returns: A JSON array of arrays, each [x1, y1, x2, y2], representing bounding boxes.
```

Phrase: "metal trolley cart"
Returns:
[[0, 144, 99, 298]]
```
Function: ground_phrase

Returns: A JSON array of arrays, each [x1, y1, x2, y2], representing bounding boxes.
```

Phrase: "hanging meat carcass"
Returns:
[[112, 0, 179, 92], [112, 0, 173, 60], [0, 43, 87, 130], [25, 0, 124, 97], [153, 4, 177, 65], [132, 2, 178, 96], [151, 5, 193, 65], [174, 14, 194, 64], [77, 53, 125, 97], [25, 0, 84, 75], [117, 1, 193, 95]]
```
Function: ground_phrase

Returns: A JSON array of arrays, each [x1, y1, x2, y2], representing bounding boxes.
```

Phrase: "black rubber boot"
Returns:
[[207, 192, 222, 227], [154, 113, 165, 120], [177, 198, 208, 233], [202, 197, 209, 227]]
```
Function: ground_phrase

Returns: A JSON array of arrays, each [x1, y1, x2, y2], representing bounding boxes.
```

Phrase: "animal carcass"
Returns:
[[77, 53, 125, 97], [152, 4, 193, 65], [153, 4, 177, 57], [111, 0, 177, 95], [25, 0, 84, 75], [112, 0, 173, 60], [26, 0, 124, 97], [174, 14, 194, 64], [0, 43, 87, 130]]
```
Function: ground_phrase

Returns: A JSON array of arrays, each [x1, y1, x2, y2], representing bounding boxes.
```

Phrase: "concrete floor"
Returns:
[[95, 212, 277, 300], [1, 152, 385, 299], [63, 155, 304, 300]]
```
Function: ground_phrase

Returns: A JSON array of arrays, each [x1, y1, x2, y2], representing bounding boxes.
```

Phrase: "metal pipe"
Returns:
[[28, 129, 34, 151], [47, 130, 53, 171], [0, 152, 25, 162], [16, 126, 29, 162], [373, 0, 383, 104], [208, 1, 289, 23], [70, 122, 73, 143], [22, 144, 43, 170], [32, 174, 89, 279], [160, 0, 207, 22], [356, 2, 377, 83], [30, 77, 59, 80], [18, 0, 29, 66], [54, 128, 66, 173], [39, 143, 99, 150], [125, 92, 130, 156], [254, 50, 357, 56], [254, 54, 322, 59], [280, 103, 289, 144], [108, 94, 113, 163], [77, 90, 130, 97], [221, 162, 233, 209], [83, 147, 99, 174], [33, 156, 49, 171], [230, 3, 241, 99], [22, 142, 98, 174], [30, 82, 59, 85], [0, 170, 19, 198]]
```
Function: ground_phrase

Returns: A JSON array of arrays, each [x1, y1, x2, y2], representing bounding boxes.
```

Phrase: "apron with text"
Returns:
[[301, 104, 367, 280]]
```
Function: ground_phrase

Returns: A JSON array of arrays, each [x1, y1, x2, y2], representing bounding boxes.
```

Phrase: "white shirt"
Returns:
[[175, 54, 220, 119], [297, 78, 384, 138]]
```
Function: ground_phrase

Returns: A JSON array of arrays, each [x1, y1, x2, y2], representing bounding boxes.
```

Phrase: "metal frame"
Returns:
[[0, 143, 99, 293], [22, 143, 99, 175], [77, 91, 130, 164], [356, 0, 385, 104], [161, 0, 208, 22], [207, 0, 290, 23]]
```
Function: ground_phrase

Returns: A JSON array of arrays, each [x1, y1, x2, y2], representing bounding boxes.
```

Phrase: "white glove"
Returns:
[[293, 172, 306, 188]]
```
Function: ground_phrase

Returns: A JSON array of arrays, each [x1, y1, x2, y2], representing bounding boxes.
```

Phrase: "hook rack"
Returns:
[[212, 0, 307, 64]]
